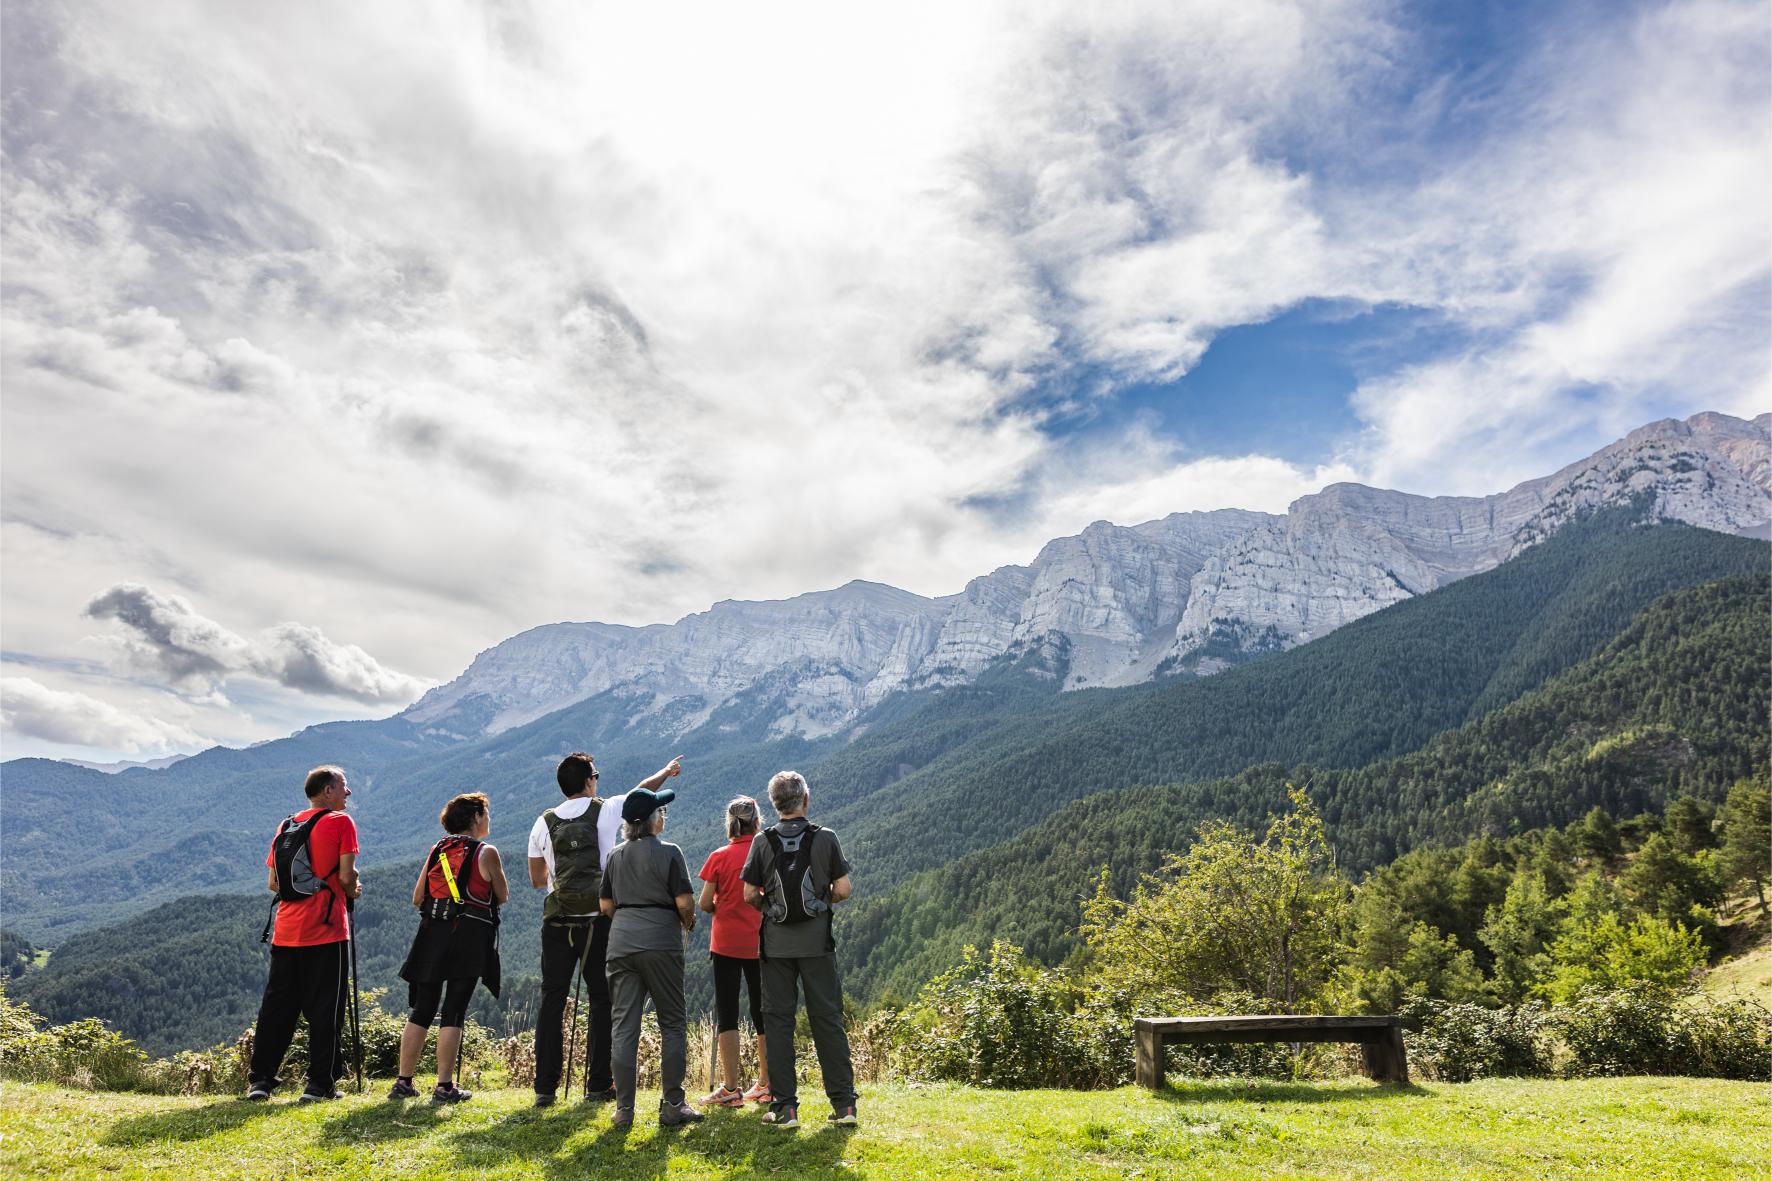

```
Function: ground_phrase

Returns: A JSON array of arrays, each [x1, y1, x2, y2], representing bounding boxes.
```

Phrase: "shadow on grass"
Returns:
[[1154, 1079, 1430, 1105], [319, 1100, 461, 1144], [449, 1106, 861, 1181], [102, 1098, 295, 1147]]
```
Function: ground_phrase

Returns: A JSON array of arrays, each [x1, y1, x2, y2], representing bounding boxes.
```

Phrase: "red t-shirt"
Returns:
[[699, 835, 762, 959], [264, 807, 359, 947]]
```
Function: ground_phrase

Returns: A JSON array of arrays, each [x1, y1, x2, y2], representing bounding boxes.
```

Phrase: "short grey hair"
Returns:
[[767, 771, 808, 815], [622, 808, 666, 842]]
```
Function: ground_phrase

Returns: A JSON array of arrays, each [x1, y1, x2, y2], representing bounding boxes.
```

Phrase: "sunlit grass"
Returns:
[[3, 1075, 1767, 1179]]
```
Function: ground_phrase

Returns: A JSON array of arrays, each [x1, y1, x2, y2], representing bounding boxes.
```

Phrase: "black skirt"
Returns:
[[399, 913, 501, 998]]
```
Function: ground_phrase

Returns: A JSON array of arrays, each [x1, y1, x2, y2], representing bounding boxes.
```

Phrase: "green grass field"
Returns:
[[2, 1076, 1766, 1179]]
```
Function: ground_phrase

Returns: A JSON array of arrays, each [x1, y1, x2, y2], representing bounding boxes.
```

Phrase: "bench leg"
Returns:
[[1135, 1027, 1163, 1090], [1361, 1029, 1409, 1084]]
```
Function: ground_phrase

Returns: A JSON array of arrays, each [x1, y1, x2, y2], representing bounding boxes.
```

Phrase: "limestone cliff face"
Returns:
[[404, 412, 1769, 739], [919, 509, 1275, 689], [1168, 412, 1772, 664]]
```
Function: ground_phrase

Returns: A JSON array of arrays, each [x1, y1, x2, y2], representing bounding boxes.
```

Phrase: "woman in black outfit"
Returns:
[[391, 791, 509, 1102]]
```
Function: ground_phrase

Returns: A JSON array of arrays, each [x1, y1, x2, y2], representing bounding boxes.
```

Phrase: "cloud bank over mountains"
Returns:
[[1, 0, 1766, 759]]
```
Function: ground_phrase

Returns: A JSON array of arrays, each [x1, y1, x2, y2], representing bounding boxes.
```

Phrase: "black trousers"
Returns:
[[534, 916, 611, 1095], [250, 941, 349, 1095]]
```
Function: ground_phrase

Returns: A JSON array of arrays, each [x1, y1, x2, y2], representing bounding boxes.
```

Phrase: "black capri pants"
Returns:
[[408, 977, 477, 1029], [711, 953, 763, 1034]]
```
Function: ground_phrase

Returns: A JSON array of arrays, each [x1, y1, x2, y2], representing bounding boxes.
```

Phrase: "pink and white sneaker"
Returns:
[[742, 1083, 773, 1104], [699, 1085, 746, 1107]]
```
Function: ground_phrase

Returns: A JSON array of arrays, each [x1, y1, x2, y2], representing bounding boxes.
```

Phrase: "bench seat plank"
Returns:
[[1134, 1014, 1409, 1086]]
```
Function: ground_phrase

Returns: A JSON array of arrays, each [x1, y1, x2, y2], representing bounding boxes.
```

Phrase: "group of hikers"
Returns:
[[245, 756, 857, 1129]]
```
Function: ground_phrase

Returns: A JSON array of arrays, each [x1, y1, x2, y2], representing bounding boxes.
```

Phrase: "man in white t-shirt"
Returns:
[[527, 752, 682, 1106]]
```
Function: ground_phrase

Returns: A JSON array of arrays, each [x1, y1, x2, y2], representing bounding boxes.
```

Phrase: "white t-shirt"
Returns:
[[527, 792, 628, 908]]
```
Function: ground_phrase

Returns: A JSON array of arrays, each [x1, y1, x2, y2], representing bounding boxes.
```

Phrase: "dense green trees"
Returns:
[[840, 572, 1769, 999]]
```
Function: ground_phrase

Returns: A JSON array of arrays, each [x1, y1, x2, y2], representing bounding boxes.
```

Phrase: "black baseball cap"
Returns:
[[622, 787, 676, 823]]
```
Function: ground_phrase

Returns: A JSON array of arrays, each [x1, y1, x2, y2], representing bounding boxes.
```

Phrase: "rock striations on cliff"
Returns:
[[403, 412, 1771, 741]]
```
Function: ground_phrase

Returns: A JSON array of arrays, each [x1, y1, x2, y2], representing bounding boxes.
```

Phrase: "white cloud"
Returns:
[[1336, 0, 1772, 493], [84, 583, 429, 705], [0, 676, 206, 755], [0, 0, 1765, 756]]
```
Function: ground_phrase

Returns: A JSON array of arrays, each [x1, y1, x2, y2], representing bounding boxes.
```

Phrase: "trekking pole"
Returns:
[[563, 925, 587, 1098], [347, 896, 363, 1093]]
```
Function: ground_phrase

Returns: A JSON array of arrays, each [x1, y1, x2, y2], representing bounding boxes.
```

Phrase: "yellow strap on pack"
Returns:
[[438, 844, 464, 904]]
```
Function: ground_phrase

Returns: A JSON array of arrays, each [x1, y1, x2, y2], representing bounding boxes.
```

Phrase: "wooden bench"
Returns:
[[1134, 1015, 1409, 1088]]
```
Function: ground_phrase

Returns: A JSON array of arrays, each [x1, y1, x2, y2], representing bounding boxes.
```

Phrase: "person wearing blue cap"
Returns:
[[599, 785, 701, 1127]]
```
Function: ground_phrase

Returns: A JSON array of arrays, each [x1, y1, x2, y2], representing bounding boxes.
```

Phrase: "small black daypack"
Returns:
[[260, 809, 338, 943], [762, 823, 831, 925]]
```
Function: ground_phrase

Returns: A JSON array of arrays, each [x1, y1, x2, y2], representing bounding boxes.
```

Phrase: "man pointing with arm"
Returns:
[[528, 753, 683, 1107]]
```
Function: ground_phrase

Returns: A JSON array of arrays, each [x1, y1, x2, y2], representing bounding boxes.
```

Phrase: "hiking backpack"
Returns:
[[420, 836, 496, 924], [259, 809, 338, 943], [542, 800, 603, 920], [762, 823, 831, 925]]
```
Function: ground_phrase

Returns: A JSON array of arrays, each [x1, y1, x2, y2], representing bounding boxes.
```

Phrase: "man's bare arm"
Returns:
[[337, 852, 361, 898], [599, 897, 615, 918], [676, 893, 696, 931], [633, 756, 684, 794], [528, 856, 550, 890], [267, 866, 278, 894], [743, 881, 764, 910], [828, 874, 853, 904]]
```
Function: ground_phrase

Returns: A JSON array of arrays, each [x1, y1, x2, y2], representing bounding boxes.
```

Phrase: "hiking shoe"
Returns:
[[245, 1074, 284, 1101], [298, 1088, 343, 1103], [534, 1091, 557, 1108], [827, 1105, 858, 1125], [387, 1078, 420, 1100], [741, 1083, 772, 1104], [762, 1104, 799, 1128], [584, 1086, 618, 1103], [433, 1082, 472, 1103], [611, 1107, 634, 1128], [660, 1100, 704, 1126], [699, 1085, 746, 1107]]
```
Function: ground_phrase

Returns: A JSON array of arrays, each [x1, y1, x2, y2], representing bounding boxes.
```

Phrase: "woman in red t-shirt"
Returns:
[[697, 796, 771, 1106]]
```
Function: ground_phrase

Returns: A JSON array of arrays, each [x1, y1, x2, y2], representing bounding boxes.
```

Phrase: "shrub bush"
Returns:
[[896, 943, 1129, 1089], [1681, 995, 1772, 1081], [1402, 998, 1552, 1082], [1555, 989, 1772, 1080]]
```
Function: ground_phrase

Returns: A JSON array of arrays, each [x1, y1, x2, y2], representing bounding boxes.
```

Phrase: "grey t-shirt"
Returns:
[[600, 834, 693, 958], [740, 818, 852, 959]]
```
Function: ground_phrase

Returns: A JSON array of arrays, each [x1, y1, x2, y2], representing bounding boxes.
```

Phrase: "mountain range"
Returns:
[[1, 411, 1767, 956], [404, 412, 1771, 740]]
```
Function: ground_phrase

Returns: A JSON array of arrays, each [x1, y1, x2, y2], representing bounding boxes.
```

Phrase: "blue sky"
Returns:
[[1, 0, 1767, 759]]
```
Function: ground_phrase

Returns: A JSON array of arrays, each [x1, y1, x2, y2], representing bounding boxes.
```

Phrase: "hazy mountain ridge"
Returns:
[[402, 412, 1770, 741]]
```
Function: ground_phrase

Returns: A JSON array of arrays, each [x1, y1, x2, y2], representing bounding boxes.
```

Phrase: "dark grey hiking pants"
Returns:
[[761, 953, 857, 1109], [607, 949, 687, 1109]]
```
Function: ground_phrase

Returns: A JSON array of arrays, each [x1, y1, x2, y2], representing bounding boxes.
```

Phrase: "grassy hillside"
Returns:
[[5, 1076, 1769, 1180], [841, 574, 1770, 999]]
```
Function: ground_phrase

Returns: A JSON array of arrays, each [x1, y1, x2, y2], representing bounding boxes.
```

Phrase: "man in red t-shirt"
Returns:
[[246, 764, 362, 1102]]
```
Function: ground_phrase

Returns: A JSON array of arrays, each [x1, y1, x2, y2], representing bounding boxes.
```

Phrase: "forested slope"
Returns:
[[839, 573, 1771, 1000], [826, 516, 1770, 892]]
